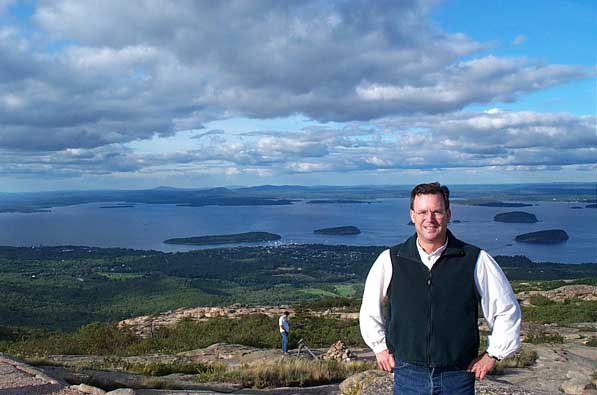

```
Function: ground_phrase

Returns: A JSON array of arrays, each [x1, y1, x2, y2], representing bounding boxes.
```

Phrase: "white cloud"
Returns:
[[0, 0, 594, 187], [1, 1, 590, 151], [513, 34, 527, 45]]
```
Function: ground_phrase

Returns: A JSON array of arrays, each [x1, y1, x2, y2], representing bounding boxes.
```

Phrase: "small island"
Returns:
[[0, 208, 51, 213], [313, 226, 361, 235], [100, 204, 135, 209], [164, 232, 282, 245], [587, 204, 597, 209], [494, 211, 538, 223], [515, 229, 569, 244], [306, 200, 370, 204]]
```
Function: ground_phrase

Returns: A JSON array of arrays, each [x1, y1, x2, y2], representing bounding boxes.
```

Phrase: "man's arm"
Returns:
[[359, 249, 394, 372], [469, 250, 521, 380]]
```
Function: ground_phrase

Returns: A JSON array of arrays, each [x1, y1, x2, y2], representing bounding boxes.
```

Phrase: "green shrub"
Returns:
[[1, 314, 365, 358], [522, 299, 597, 324], [586, 337, 597, 347], [140, 362, 211, 376], [528, 295, 554, 306], [491, 347, 537, 375], [524, 324, 564, 344]]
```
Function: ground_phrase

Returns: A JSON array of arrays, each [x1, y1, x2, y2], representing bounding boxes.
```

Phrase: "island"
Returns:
[[475, 202, 532, 208], [164, 232, 282, 245], [515, 229, 569, 244], [587, 204, 597, 209], [306, 200, 370, 204], [313, 226, 361, 235], [494, 211, 538, 223], [99, 204, 135, 209], [0, 208, 51, 213]]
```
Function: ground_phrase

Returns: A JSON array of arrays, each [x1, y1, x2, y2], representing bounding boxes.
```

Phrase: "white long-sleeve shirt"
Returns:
[[359, 239, 521, 360], [279, 315, 289, 333]]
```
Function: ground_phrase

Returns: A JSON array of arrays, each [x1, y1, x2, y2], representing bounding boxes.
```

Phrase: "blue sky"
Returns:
[[0, 0, 595, 191]]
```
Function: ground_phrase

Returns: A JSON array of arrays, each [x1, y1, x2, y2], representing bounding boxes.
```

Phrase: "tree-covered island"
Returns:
[[164, 231, 282, 245], [515, 229, 569, 244], [314, 226, 361, 235], [494, 211, 539, 223]]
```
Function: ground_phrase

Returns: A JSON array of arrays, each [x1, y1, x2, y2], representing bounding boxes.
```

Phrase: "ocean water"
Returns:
[[0, 199, 595, 263]]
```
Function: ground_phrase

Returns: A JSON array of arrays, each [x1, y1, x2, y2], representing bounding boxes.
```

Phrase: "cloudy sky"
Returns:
[[1, 0, 595, 191]]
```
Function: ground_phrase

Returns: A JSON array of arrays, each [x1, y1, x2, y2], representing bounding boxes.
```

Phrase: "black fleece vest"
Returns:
[[386, 231, 481, 369]]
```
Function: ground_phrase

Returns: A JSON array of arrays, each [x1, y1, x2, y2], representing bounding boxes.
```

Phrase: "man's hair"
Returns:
[[410, 182, 450, 210], [284, 311, 290, 316]]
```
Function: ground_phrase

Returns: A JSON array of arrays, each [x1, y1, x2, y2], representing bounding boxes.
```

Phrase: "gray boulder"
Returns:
[[339, 370, 392, 395]]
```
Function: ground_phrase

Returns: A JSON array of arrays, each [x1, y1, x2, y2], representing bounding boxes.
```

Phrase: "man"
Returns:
[[279, 311, 290, 353], [360, 182, 521, 395]]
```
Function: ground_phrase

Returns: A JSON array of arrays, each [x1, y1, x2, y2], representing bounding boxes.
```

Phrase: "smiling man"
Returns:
[[359, 182, 521, 395]]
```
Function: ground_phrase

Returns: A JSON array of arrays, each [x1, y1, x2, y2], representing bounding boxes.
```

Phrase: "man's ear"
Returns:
[[446, 208, 452, 222], [410, 209, 416, 224]]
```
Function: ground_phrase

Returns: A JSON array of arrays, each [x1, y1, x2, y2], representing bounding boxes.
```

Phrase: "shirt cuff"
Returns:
[[485, 346, 511, 361], [371, 341, 388, 354]]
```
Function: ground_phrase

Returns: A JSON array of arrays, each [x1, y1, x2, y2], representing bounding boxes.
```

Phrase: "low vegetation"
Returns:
[[521, 298, 597, 324], [0, 314, 366, 358], [194, 358, 375, 388], [492, 347, 538, 375], [0, 243, 594, 389]]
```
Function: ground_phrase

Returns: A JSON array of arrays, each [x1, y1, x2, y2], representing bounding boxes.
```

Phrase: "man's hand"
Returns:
[[375, 349, 395, 372], [467, 353, 497, 380]]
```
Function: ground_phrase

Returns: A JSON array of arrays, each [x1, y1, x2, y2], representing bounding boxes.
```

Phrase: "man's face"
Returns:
[[410, 193, 451, 249]]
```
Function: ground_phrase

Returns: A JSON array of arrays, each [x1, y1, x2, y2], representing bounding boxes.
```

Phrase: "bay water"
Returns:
[[1, 199, 595, 264]]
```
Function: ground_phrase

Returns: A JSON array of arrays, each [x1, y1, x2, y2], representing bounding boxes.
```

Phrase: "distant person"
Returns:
[[359, 182, 521, 394], [279, 311, 290, 353]]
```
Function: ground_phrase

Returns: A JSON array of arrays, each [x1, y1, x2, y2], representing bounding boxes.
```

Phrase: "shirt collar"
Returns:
[[416, 237, 448, 261]]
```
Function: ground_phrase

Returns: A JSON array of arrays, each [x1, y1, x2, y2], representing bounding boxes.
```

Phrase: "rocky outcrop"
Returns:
[[339, 370, 559, 395], [0, 353, 103, 395], [118, 305, 358, 338], [119, 305, 296, 337], [517, 285, 597, 304]]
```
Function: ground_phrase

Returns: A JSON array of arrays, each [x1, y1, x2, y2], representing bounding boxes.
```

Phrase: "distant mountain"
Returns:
[[1, 183, 595, 213]]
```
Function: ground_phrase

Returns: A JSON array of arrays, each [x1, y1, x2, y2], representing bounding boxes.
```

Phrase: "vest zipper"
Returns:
[[427, 272, 432, 366]]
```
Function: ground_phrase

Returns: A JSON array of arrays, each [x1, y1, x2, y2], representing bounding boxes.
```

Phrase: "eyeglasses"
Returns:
[[414, 209, 446, 219]]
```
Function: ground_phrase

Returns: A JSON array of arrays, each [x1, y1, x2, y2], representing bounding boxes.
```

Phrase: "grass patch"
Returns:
[[524, 324, 565, 344], [333, 284, 359, 298], [195, 357, 375, 388], [299, 288, 339, 298]]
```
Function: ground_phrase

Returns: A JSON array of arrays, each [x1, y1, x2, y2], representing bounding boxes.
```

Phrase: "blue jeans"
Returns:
[[281, 331, 288, 353], [393, 359, 475, 395]]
